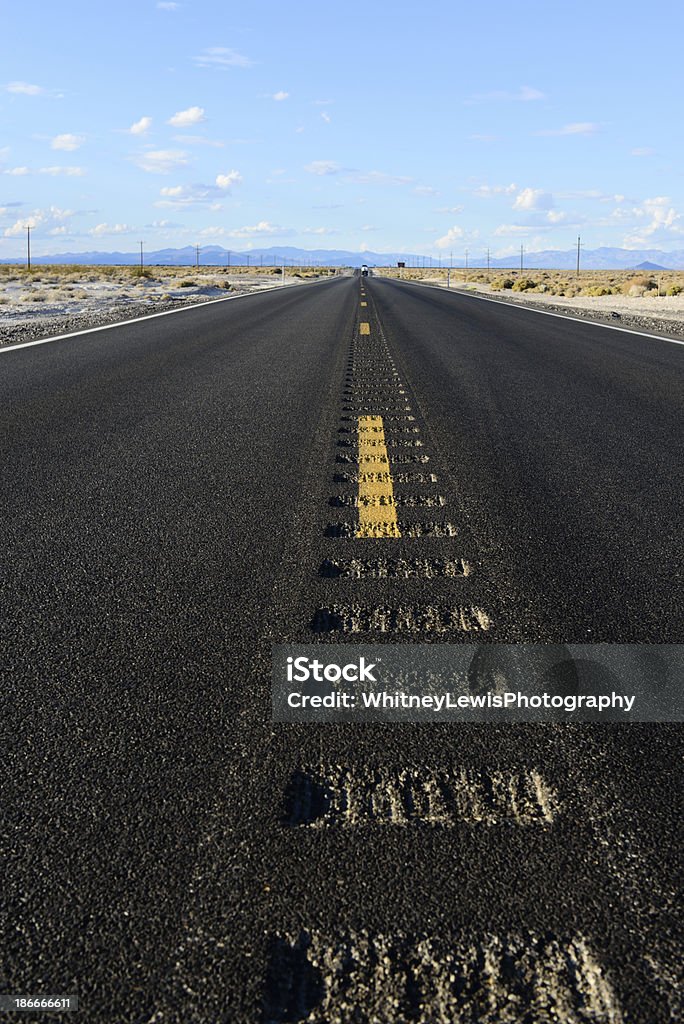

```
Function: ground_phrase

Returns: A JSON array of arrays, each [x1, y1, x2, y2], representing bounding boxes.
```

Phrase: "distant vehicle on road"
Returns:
[[361, 264, 369, 277]]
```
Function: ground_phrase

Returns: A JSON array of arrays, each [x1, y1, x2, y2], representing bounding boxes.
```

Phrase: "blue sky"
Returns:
[[2, 0, 683, 259]]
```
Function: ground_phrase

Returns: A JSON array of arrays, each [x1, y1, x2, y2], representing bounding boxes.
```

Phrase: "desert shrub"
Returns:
[[582, 286, 614, 297], [621, 275, 656, 295], [179, 280, 197, 287], [512, 278, 537, 292], [220, 281, 232, 290], [491, 276, 514, 290], [666, 284, 682, 296], [130, 267, 152, 279]]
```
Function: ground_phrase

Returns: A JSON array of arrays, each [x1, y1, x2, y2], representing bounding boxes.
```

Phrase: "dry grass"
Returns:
[[0, 263, 338, 317], [376, 266, 684, 298]]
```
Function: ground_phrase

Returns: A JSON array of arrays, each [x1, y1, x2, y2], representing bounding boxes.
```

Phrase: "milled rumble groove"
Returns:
[[326, 518, 451, 536], [342, 406, 413, 415], [283, 766, 559, 827], [340, 425, 421, 436], [330, 495, 446, 508], [336, 454, 430, 466], [318, 557, 469, 579], [264, 930, 622, 1024], [325, 519, 454, 537], [311, 604, 491, 633], [332, 472, 437, 484], [340, 415, 415, 423]]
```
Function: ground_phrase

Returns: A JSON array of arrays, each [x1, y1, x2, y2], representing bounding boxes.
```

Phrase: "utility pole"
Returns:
[[576, 235, 581, 276], [464, 249, 469, 282], [26, 224, 31, 270], [195, 244, 200, 269], [520, 244, 524, 273], [486, 247, 491, 278], [139, 240, 144, 270], [450, 250, 453, 269]]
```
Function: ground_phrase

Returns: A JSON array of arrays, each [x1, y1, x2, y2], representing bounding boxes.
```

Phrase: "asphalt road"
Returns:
[[0, 274, 681, 1022]]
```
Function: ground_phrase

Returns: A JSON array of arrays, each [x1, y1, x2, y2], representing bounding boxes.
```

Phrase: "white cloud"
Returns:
[[436, 205, 464, 214], [229, 220, 288, 238], [4, 206, 74, 237], [303, 226, 338, 235], [631, 147, 655, 157], [52, 133, 85, 151], [198, 221, 292, 240], [50, 226, 67, 235], [546, 210, 567, 223], [6, 81, 43, 95], [130, 116, 152, 135], [157, 2, 179, 8], [538, 122, 599, 136], [168, 106, 206, 128], [155, 172, 241, 207], [39, 166, 85, 176], [467, 85, 544, 103], [415, 185, 439, 196], [4, 166, 30, 176], [134, 149, 188, 173], [305, 160, 341, 175], [215, 170, 242, 189], [272, 91, 289, 101], [321, 111, 331, 123], [623, 196, 682, 246], [90, 223, 132, 236], [194, 47, 253, 69], [513, 188, 554, 211], [435, 225, 464, 249], [474, 183, 517, 198]]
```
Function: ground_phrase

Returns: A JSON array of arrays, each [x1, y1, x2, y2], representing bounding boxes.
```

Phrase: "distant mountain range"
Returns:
[[3, 244, 684, 270]]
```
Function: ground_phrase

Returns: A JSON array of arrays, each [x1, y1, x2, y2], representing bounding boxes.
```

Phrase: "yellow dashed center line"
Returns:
[[356, 416, 401, 538], [361, 301, 367, 307], [360, 322, 370, 335]]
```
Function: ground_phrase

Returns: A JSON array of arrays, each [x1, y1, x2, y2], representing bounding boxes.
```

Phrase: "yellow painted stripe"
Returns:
[[360, 322, 370, 335], [361, 301, 367, 307], [356, 416, 401, 538]]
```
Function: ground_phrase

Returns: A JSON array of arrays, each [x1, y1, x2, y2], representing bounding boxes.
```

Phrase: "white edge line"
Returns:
[[389, 278, 684, 348], [0, 278, 321, 355]]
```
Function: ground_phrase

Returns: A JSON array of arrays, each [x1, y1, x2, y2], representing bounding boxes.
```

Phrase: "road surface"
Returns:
[[1, 275, 681, 1022]]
